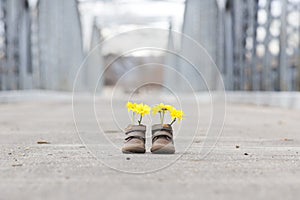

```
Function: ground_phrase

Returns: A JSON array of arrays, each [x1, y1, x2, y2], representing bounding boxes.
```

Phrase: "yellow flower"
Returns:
[[152, 103, 175, 115], [152, 105, 161, 115], [126, 102, 151, 125], [135, 103, 151, 117], [127, 102, 151, 116], [126, 102, 136, 112], [165, 105, 175, 112], [170, 109, 184, 121]]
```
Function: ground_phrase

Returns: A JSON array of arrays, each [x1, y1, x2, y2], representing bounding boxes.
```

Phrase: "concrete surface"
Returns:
[[0, 92, 300, 200]]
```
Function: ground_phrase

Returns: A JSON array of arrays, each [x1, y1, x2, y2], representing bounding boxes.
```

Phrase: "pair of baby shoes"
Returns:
[[123, 102, 184, 154], [122, 123, 175, 154]]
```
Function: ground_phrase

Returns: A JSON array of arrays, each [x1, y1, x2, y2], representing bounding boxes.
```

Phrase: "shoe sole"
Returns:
[[122, 147, 146, 154], [150, 145, 175, 154]]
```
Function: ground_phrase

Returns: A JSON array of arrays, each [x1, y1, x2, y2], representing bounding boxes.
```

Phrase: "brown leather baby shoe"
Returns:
[[122, 124, 146, 154], [150, 124, 175, 154]]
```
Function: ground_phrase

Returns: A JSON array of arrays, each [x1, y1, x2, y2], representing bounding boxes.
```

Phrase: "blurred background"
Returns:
[[0, 0, 299, 92]]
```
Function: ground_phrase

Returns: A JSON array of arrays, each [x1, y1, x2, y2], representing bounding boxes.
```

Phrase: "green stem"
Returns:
[[170, 118, 176, 125], [138, 114, 142, 125], [159, 112, 162, 124], [162, 110, 165, 124], [132, 112, 135, 124]]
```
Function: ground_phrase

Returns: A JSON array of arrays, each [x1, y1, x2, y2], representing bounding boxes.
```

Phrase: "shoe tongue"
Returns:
[[126, 124, 146, 132]]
